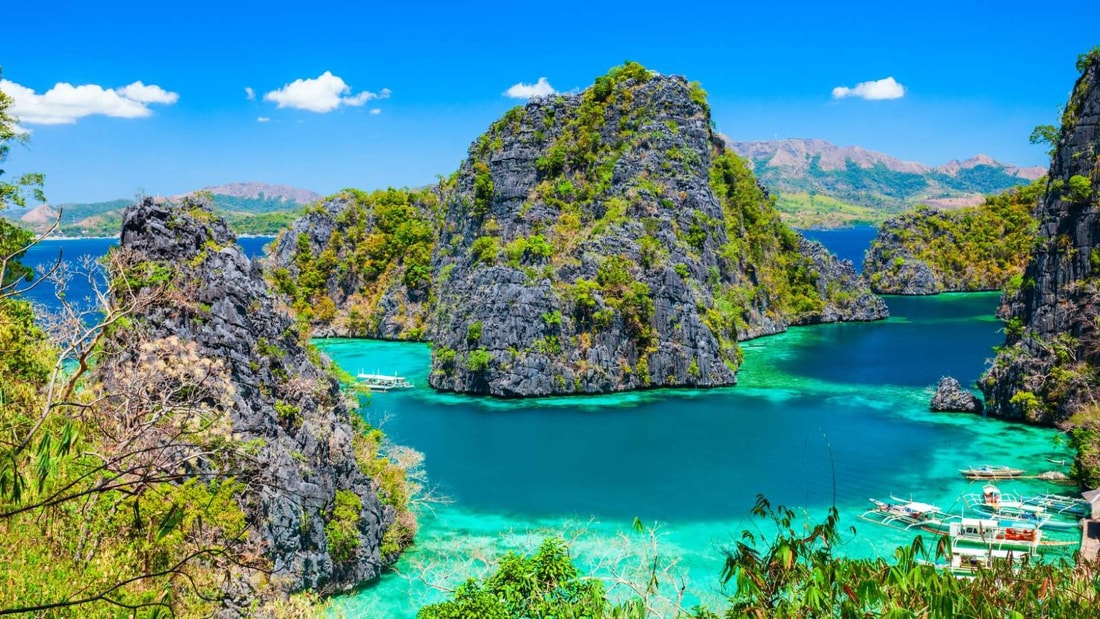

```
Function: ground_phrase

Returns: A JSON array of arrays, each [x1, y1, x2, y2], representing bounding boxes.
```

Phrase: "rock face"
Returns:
[[101, 199, 399, 597], [267, 189, 438, 339], [982, 53, 1100, 425], [930, 376, 983, 413], [423, 64, 886, 396], [269, 65, 888, 398], [864, 219, 945, 294], [863, 190, 1039, 295]]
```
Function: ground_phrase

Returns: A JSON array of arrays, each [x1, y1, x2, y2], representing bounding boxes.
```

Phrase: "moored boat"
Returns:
[[1021, 493, 1091, 519], [964, 485, 1077, 530], [861, 498, 949, 530], [959, 465, 1025, 480], [919, 546, 1031, 578], [356, 371, 414, 392], [949, 518, 1042, 552]]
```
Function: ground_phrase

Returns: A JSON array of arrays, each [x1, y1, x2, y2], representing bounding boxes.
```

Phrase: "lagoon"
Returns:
[[321, 293, 1070, 616], [18, 232, 1073, 616]]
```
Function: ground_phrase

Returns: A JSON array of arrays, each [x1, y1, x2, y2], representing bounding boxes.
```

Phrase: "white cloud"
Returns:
[[257, 116, 271, 122], [245, 87, 255, 101], [504, 77, 556, 99], [832, 76, 905, 101], [263, 72, 389, 113], [1, 78, 179, 125], [369, 108, 381, 115], [118, 81, 179, 104]]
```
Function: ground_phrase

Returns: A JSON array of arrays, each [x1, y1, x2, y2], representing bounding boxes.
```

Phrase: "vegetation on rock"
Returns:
[[269, 186, 441, 339], [864, 180, 1041, 294], [981, 49, 1100, 486], [419, 62, 886, 396]]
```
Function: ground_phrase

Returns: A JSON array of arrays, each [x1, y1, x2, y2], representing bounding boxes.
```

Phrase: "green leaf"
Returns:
[[156, 503, 184, 540]]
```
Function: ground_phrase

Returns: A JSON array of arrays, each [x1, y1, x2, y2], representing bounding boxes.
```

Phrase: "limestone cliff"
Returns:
[[982, 52, 1100, 429], [270, 64, 887, 398], [268, 188, 439, 339], [863, 185, 1039, 295], [98, 198, 408, 602], [425, 64, 886, 396]]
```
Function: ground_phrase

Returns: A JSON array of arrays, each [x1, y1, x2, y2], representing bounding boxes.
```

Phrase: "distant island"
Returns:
[[728, 138, 1043, 228], [2, 182, 320, 237]]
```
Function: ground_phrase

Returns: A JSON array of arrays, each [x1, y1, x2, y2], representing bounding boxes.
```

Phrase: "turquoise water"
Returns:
[[321, 293, 1076, 617], [17, 236, 1074, 616]]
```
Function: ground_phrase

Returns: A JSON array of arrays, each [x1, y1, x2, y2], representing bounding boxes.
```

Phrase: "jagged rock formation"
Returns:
[[863, 185, 1040, 295], [982, 52, 1100, 430], [930, 376, 983, 413], [268, 188, 439, 338], [99, 198, 404, 600], [424, 64, 886, 396], [270, 64, 888, 398]]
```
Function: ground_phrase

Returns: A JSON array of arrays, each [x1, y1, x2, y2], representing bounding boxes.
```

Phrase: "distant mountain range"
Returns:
[[4, 183, 322, 237], [726, 138, 1045, 228], [6, 141, 1045, 237]]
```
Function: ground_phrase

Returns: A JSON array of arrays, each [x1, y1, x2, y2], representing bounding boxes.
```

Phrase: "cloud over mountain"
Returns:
[[504, 77, 556, 99]]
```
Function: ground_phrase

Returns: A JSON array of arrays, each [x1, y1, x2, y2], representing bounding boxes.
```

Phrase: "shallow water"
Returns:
[[17, 234, 1074, 616], [321, 292, 1075, 617]]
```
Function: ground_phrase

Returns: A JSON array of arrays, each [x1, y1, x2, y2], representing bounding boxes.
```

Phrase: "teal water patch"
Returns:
[[320, 292, 1076, 618]]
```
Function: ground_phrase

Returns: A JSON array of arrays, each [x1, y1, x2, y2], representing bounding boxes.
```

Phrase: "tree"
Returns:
[[0, 75, 271, 618]]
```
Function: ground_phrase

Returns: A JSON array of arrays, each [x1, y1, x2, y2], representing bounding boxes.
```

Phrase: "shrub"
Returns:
[[466, 349, 492, 372], [325, 489, 362, 564]]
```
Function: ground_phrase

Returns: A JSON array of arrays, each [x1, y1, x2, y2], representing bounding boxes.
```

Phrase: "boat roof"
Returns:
[[904, 501, 938, 511], [960, 517, 1000, 527], [358, 373, 408, 380]]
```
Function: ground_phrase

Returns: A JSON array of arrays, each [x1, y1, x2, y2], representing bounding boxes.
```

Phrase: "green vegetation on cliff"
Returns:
[[1, 76, 421, 611], [408, 62, 885, 396], [980, 48, 1100, 487], [864, 180, 1041, 294], [271, 186, 440, 338]]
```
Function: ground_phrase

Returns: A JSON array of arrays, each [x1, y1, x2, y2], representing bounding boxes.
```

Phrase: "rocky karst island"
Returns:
[[271, 64, 887, 397]]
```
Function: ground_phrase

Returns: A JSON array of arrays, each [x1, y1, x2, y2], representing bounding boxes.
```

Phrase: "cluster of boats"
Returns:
[[861, 464, 1091, 577]]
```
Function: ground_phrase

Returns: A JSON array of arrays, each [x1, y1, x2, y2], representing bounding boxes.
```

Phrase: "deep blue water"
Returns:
[[801, 225, 878, 271], [18, 236, 273, 310]]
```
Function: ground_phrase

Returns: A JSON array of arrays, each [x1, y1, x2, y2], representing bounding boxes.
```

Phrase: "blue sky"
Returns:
[[2, 0, 1097, 204]]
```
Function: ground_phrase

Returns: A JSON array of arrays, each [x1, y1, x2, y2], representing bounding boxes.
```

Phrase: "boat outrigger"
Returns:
[[861, 498, 950, 530], [964, 484, 1082, 530], [960, 465, 1025, 480], [356, 371, 413, 392], [1020, 493, 1091, 519]]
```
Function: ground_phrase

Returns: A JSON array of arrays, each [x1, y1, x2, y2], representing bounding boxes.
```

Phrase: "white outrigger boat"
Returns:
[[964, 484, 1081, 531], [356, 371, 413, 392], [1020, 492, 1091, 519], [861, 497, 951, 530], [959, 464, 1025, 480], [948, 518, 1043, 552], [919, 546, 1031, 579]]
